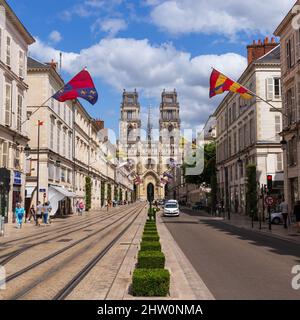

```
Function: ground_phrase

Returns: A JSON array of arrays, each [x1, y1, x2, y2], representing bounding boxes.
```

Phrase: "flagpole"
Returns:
[[72, 100, 76, 213], [212, 67, 288, 118]]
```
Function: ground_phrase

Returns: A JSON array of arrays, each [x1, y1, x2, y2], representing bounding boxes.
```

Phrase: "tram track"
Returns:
[[5, 203, 145, 300], [0, 205, 136, 265]]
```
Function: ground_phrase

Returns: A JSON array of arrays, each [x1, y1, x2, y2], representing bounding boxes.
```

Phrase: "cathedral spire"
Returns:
[[147, 105, 152, 144]]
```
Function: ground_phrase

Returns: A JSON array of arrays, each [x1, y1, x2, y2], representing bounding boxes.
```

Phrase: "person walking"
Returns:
[[43, 201, 52, 225], [75, 200, 80, 215], [15, 203, 25, 229], [27, 205, 36, 223], [279, 198, 289, 229], [79, 200, 84, 215], [36, 201, 43, 227], [293, 200, 300, 233]]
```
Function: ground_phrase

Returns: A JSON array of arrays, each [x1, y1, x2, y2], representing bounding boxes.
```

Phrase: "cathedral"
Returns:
[[118, 89, 183, 201]]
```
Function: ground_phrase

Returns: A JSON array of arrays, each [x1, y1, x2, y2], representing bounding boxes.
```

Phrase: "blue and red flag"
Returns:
[[52, 69, 98, 105]]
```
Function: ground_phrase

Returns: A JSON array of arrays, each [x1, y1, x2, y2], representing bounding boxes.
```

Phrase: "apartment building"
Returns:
[[214, 38, 284, 214], [0, 0, 35, 223], [275, 1, 300, 209]]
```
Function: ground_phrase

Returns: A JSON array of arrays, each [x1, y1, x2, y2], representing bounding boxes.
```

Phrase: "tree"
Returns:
[[114, 186, 118, 201], [85, 176, 92, 211], [107, 184, 112, 202], [183, 142, 216, 187], [246, 164, 258, 219], [101, 181, 105, 207]]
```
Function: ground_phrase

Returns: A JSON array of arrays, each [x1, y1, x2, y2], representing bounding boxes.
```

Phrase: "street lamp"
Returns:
[[24, 144, 31, 158]]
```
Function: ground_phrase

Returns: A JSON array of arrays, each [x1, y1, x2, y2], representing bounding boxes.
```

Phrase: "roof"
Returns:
[[256, 45, 280, 64], [27, 57, 50, 70], [0, 0, 35, 45]]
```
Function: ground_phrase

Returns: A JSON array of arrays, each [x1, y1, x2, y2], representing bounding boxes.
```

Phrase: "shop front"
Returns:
[[12, 171, 23, 223], [0, 168, 10, 223], [48, 185, 76, 216]]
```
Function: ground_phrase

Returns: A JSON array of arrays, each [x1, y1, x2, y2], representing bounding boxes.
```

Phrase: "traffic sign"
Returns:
[[265, 196, 274, 206]]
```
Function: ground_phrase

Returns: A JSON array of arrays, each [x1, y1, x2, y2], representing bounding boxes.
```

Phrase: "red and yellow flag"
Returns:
[[209, 69, 252, 100]]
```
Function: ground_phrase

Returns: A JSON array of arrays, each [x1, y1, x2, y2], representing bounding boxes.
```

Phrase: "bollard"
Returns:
[[0, 216, 4, 237]]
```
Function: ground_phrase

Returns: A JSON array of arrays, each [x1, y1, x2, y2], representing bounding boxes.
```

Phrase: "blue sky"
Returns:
[[8, 0, 294, 135]]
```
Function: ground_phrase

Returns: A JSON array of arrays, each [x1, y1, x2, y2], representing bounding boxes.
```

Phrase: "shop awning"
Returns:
[[25, 186, 36, 198], [48, 186, 76, 216]]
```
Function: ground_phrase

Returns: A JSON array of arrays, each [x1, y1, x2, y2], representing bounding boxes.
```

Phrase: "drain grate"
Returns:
[[288, 234, 300, 237], [57, 239, 73, 242], [83, 229, 93, 232]]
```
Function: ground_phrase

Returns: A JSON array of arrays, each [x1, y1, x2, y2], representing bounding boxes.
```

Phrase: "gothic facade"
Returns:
[[119, 89, 182, 201]]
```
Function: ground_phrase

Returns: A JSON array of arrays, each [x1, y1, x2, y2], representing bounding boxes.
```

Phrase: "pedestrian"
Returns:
[[36, 201, 43, 226], [293, 200, 300, 233], [15, 203, 25, 229], [279, 198, 289, 229], [75, 200, 80, 215], [43, 201, 52, 225], [79, 200, 84, 215], [27, 205, 36, 223]]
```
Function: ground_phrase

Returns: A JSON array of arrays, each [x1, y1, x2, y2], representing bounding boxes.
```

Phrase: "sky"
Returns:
[[8, 0, 294, 136]]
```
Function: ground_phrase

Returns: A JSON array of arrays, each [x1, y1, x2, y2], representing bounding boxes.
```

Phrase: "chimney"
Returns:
[[94, 119, 105, 130], [45, 59, 58, 70], [247, 37, 279, 65]]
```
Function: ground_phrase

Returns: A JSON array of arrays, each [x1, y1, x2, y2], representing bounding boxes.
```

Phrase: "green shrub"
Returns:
[[137, 251, 165, 269], [132, 269, 170, 296], [142, 235, 160, 242], [140, 241, 161, 251], [143, 231, 158, 236], [144, 227, 157, 231]]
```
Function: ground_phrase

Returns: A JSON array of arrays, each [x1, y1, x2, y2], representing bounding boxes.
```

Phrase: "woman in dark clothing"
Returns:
[[293, 200, 300, 233]]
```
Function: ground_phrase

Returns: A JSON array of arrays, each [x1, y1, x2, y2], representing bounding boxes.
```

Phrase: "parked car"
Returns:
[[266, 212, 283, 225], [163, 201, 180, 217], [192, 202, 205, 210]]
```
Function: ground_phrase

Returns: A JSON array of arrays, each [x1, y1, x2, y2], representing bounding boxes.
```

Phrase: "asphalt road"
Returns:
[[162, 209, 300, 300]]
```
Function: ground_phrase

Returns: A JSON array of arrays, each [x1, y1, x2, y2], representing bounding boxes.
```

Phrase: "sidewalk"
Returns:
[[182, 206, 300, 244], [220, 213, 300, 244]]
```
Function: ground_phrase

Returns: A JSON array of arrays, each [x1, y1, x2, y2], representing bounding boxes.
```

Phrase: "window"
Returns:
[[250, 118, 255, 144], [288, 136, 297, 166], [286, 88, 296, 125], [58, 102, 61, 117], [68, 132, 72, 159], [50, 117, 55, 150], [277, 153, 283, 172], [63, 105, 66, 122], [57, 123, 61, 154], [286, 37, 295, 69], [274, 78, 281, 100], [127, 110, 133, 120], [17, 95, 22, 132], [5, 84, 11, 126], [2, 141, 9, 168], [19, 51, 24, 78], [275, 116, 281, 142], [55, 166, 60, 181], [62, 129, 66, 156], [6, 36, 11, 67], [48, 163, 54, 180], [61, 167, 66, 182], [267, 78, 281, 100]]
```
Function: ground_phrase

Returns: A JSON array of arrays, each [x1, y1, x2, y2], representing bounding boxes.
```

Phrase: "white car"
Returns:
[[164, 201, 180, 217]]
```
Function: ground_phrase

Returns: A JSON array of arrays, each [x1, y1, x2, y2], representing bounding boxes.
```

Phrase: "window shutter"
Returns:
[[275, 116, 281, 142], [291, 34, 295, 67], [266, 78, 274, 100], [5, 84, 11, 126]]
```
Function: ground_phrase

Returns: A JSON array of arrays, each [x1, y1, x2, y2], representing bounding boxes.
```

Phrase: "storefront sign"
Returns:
[[13, 171, 22, 186]]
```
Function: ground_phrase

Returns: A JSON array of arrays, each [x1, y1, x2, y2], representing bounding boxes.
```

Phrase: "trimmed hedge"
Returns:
[[142, 235, 160, 242], [137, 251, 165, 269], [140, 241, 161, 251], [132, 269, 170, 296], [144, 227, 157, 232], [143, 231, 158, 236]]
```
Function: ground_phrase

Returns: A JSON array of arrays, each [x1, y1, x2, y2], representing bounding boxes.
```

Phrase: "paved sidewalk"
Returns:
[[0, 207, 125, 240], [182, 206, 300, 244], [220, 213, 300, 244]]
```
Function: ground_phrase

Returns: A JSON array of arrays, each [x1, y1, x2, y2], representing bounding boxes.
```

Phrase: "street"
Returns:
[[162, 209, 300, 300]]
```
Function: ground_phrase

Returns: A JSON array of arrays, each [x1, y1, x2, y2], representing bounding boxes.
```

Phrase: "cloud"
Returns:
[[29, 37, 247, 130], [149, 0, 293, 38], [60, 0, 124, 21], [92, 18, 127, 37], [49, 30, 62, 44]]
